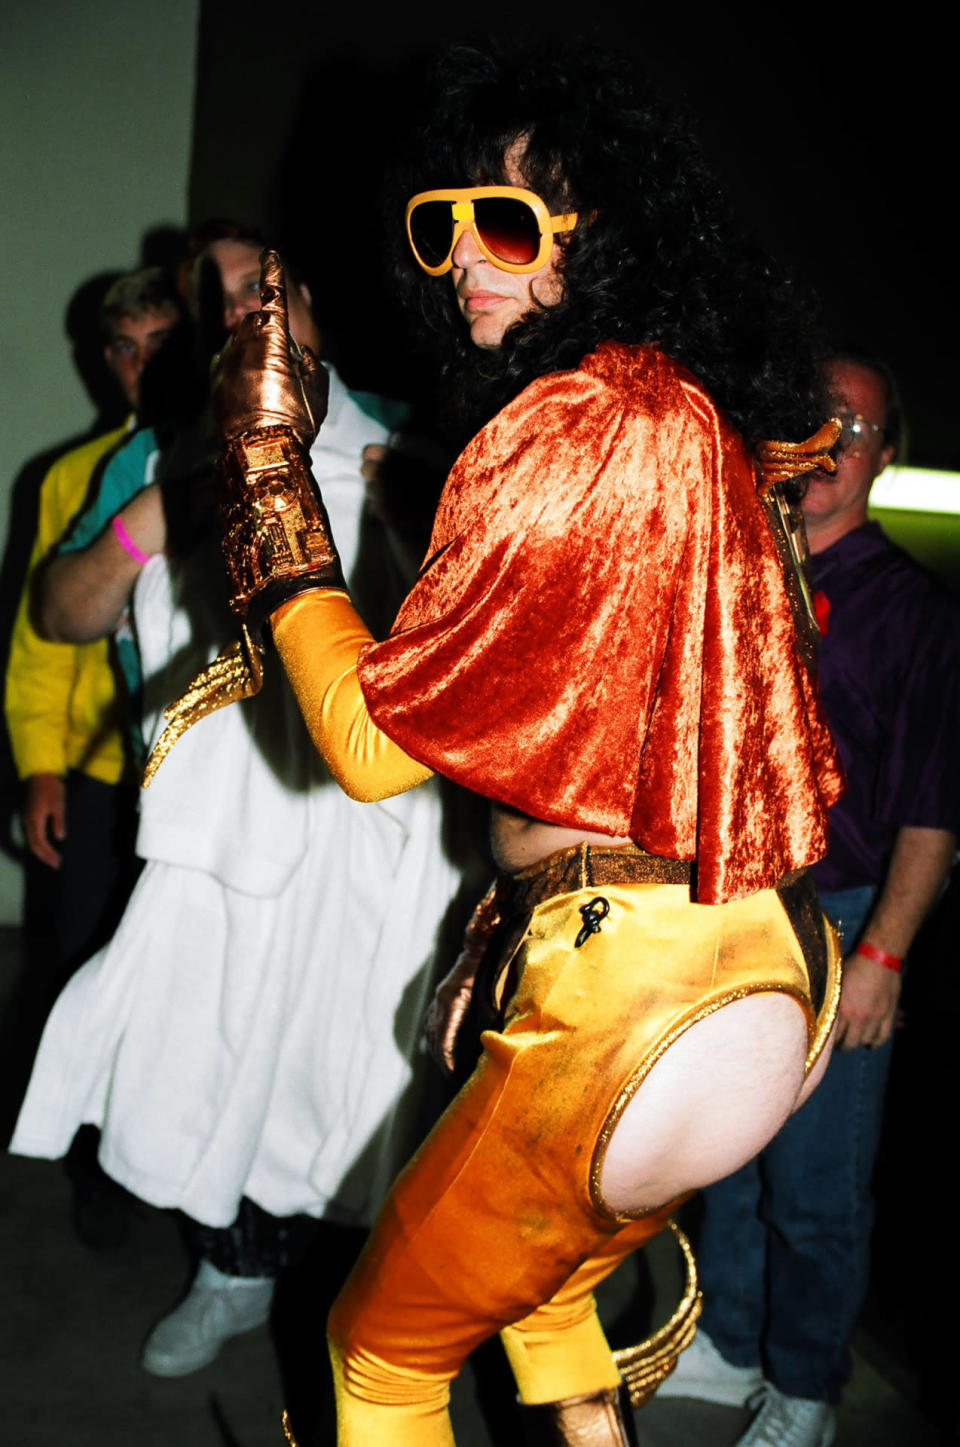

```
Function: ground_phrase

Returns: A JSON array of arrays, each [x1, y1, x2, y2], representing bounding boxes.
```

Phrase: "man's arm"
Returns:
[[5, 433, 131, 866], [6, 524, 74, 866], [41, 485, 165, 643], [835, 825, 956, 1051]]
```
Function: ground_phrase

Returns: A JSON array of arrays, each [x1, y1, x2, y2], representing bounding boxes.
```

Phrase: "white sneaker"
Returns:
[[737, 1385, 835, 1447], [141, 1259, 275, 1376], [657, 1327, 764, 1406]]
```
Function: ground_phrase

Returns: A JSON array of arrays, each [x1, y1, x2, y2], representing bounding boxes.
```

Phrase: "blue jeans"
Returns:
[[697, 886, 892, 1404]]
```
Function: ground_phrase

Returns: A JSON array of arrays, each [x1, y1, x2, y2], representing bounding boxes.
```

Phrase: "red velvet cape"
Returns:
[[358, 342, 843, 903]]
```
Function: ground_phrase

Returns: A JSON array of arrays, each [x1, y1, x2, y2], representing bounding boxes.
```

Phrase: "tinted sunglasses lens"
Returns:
[[474, 196, 541, 265], [409, 201, 455, 267]]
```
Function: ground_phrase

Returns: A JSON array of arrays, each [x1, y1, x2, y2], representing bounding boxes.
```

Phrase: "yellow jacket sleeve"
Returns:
[[4, 427, 129, 783]]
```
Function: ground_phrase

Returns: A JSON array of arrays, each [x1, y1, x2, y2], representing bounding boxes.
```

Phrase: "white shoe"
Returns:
[[736, 1385, 835, 1447], [141, 1259, 275, 1377], [657, 1327, 764, 1407]]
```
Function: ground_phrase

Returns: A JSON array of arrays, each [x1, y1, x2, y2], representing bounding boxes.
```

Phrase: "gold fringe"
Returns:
[[755, 418, 841, 495], [281, 1409, 299, 1445], [768, 485, 818, 635], [141, 625, 264, 788], [612, 1220, 702, 1408]]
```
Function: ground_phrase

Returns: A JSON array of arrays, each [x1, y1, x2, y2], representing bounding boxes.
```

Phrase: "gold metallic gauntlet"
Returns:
[[143, 426, 345, 785], [219, 424, 345, 629]]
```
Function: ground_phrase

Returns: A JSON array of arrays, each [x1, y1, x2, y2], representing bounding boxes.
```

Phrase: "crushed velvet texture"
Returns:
[[358, 344, 843, 904]]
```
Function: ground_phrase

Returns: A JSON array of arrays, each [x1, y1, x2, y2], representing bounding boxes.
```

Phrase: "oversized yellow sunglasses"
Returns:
[[406, 186, 579, 275]]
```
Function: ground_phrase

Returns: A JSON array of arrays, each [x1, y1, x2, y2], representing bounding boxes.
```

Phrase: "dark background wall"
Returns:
[[188, 1, 958, 467]]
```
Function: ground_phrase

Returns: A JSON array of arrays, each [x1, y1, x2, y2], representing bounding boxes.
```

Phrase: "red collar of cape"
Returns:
[[358, 342, 843, 903]]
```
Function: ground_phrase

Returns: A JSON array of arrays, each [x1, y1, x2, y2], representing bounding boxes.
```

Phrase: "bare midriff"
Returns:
[[490, 801, 633, 874]]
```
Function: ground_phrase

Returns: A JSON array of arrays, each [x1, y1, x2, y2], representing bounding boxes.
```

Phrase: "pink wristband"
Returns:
[[854, 940, 903, 974], [112, 513, 152, 566]]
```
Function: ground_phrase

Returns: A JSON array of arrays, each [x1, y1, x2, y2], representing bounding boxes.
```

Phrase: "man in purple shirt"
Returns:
[[661, 355, 959, 1446]]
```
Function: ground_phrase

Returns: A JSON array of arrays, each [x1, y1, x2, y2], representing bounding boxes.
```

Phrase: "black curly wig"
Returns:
[[389, 39, 827, 453]]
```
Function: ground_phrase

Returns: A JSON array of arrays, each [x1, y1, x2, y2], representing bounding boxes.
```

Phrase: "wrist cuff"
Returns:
[[218, 426, 345, 628]]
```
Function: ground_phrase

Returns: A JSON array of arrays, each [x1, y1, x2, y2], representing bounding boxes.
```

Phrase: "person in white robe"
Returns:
[[12, 366, 470, 1375]]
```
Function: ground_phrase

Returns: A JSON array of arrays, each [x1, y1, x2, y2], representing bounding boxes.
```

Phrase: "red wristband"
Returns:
[[854, 940, 903, 974]]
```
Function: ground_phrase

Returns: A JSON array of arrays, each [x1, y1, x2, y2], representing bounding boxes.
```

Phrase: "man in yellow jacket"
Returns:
[[5, 267, 181, 972]]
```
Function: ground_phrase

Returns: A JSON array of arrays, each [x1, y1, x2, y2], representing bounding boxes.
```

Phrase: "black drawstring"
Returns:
[[575, 896, 610, 948]]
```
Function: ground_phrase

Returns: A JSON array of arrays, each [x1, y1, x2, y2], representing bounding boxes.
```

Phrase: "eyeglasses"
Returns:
[[406, 186, 579, 275], [835, 410, 886, 458]]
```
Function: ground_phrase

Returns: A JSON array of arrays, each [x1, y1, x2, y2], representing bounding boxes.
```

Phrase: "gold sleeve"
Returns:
[[271, 590, 434, 801]]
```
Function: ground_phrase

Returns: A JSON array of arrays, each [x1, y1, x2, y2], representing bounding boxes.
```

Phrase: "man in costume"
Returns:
[[183, 43, 846, 1446], [661, 355, 959, 1447], [16, 233, 467, 1379]]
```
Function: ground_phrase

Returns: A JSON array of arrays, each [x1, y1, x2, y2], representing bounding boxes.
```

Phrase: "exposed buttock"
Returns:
[[475, 872, 840, 1224]]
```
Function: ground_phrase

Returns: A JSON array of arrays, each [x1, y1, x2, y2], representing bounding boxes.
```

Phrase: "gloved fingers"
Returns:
[[212, 251, 327, 445], [256, 249, 296, 369], [425, 981, 473, 1075], [299, 342, 321, 377], [297, 344, 329, 436]]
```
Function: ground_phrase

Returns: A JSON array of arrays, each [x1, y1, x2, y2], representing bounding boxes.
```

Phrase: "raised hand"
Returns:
[[213, 250, 328, 448]]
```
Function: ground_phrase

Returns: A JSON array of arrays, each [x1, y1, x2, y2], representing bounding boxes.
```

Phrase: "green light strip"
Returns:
[[870, 466, 960, 515]]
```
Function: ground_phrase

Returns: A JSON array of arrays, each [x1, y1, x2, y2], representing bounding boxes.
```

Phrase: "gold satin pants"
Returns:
[[327, 862, 840, 1447]]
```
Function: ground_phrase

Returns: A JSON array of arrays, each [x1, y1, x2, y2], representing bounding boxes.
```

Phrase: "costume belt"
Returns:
[[507, 841, 691, 911], [474, 843, 826, 1026]]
